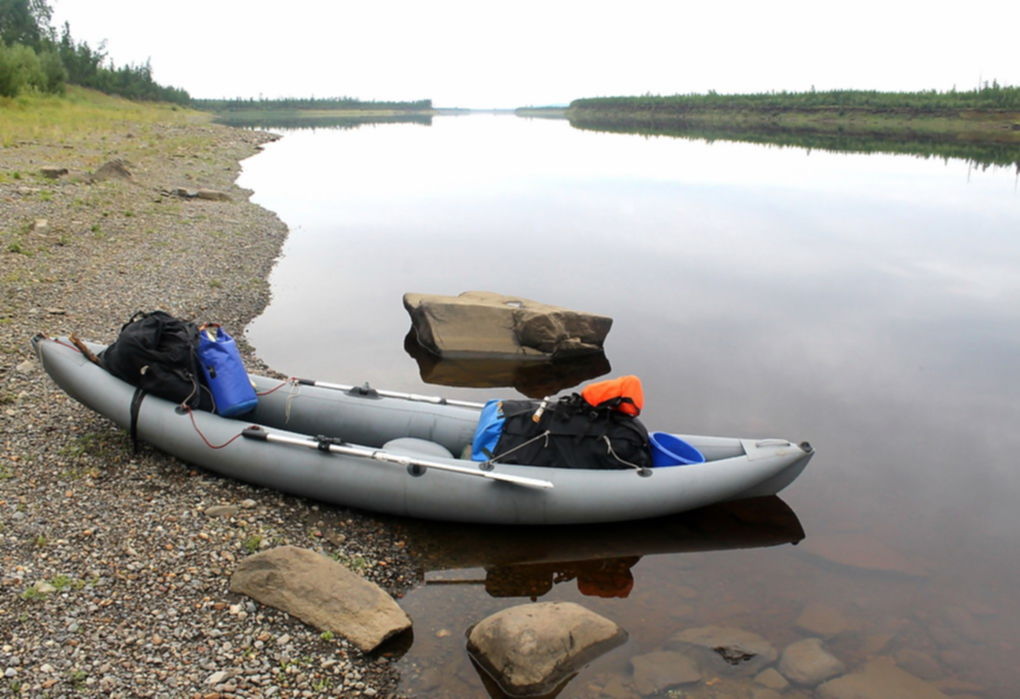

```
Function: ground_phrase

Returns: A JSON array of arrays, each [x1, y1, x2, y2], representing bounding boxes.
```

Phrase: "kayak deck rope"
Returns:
[[256, 380, 290, 397], [185, 407, 245, 450], [485, 430, 551, 468]]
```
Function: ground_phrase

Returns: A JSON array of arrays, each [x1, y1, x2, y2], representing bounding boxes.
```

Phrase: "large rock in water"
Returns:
[[404, 291, 612, 359], [229, 546, 411, 652], [466, 601, 627, 696]]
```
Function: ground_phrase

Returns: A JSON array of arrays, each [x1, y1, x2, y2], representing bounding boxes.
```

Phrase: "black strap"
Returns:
[[129, 387, 146, 453]]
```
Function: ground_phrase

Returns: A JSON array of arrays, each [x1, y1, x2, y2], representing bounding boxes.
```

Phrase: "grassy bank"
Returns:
[[0, 85, 204, 146]]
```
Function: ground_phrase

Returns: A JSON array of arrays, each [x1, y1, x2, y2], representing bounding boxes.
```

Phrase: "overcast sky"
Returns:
[[50, 0, 1020, 108]]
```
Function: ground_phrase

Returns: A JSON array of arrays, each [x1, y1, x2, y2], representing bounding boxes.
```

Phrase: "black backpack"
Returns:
[[100, 311, 213, 410], [492, 394, 651, 470]]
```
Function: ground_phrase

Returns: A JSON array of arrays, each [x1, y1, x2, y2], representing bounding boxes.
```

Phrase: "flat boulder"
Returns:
[[404, 290, 612, 360], [466, 601, 626, 696], [196, 188, 232, 201], [229, 545, 411, 652]]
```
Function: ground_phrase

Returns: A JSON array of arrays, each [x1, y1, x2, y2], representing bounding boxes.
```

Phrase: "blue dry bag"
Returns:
[[196, 324, 258, 417], [471, 399, 506, 461]]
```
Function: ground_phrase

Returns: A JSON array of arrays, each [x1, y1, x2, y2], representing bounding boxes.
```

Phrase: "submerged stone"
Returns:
[[778, 637, 845, 686], [799, 533, 929, 577], [466, 601, 626, 696], [630, 650, 701, 695], [667, 625, 778, 676], [818, 657, 949, 699]]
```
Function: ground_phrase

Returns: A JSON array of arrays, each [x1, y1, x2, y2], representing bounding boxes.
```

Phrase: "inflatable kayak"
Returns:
[[32, 335, 813, 524]]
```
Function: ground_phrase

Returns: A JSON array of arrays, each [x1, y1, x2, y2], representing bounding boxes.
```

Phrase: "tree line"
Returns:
[[193, 97, 433, 112], [0, 0, 189, 102], [570, 85, 1020, 114]]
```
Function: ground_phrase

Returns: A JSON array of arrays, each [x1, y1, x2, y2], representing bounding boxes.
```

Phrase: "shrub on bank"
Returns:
[[0, 41, 65, 97]]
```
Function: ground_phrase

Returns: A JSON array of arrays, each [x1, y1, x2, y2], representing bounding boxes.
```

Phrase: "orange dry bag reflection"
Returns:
[[580, 375, 644, 417]]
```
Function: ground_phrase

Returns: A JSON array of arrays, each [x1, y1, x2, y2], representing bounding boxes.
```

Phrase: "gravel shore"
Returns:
[[1, 120, 417, 696]]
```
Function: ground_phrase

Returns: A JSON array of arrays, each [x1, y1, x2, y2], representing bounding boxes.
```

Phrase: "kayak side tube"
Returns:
[[32, 336, 813, 524]]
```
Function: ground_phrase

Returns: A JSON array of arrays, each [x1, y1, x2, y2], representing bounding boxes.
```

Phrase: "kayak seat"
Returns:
[[382, 437, 454, 459]]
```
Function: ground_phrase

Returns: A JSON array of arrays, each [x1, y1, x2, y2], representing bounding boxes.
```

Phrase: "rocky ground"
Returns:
[[1, 120, 419, 696]]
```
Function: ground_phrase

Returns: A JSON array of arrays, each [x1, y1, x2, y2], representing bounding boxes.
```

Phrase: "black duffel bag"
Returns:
[[491, 394, 651, 470], [99, 311, 213, 410]]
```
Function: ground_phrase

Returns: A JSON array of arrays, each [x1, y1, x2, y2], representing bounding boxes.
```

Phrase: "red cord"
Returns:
[[53, 338, 81, 353], [185, 407, 244, 449], [256, 380, 290, 397]]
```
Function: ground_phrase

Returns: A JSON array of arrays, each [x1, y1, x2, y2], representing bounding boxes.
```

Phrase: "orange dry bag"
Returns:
[[580, 375, 644, 417]]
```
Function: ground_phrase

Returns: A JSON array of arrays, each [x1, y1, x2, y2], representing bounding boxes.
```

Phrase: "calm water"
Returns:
[[240, 116, 1020, 696]]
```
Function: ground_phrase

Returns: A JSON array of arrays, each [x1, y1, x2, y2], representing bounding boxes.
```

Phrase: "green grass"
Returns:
[[0, 85, 207, 147], [20, 586, 45, 601]]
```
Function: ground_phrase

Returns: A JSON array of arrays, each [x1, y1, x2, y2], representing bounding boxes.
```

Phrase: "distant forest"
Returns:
[[194, 97, 433, 112], [0, 0, 188, 102], [570, 86, 1020, 114], [568, 86, 1020, 170]]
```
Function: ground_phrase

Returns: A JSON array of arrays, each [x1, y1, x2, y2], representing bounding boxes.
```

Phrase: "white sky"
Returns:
[[50, 0, 1020, 108]]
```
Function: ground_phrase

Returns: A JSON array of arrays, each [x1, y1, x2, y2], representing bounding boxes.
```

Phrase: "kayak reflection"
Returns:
[[398, 496, 804, 600]]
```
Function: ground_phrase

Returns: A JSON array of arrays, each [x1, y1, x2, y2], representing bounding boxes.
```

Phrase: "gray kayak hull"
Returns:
[[33, 336, 813, 524]]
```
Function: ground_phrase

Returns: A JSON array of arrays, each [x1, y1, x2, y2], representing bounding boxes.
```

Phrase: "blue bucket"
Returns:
[[650, 432, 705, 467]]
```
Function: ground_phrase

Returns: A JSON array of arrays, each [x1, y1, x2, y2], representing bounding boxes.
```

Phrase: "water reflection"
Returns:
[[404, 330, 611, 398], [212, 113, 432, 129], [469, 656, 576, 699], [397, 497, 803, 600], [567, 117, 1020, 170]]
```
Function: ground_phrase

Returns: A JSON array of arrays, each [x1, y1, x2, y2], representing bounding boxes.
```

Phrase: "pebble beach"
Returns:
[[1, 118, 418, 697]]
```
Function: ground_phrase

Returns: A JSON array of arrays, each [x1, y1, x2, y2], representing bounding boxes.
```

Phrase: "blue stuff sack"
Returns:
[[196, 324, 258, 417], [471, 399, 506, 460]]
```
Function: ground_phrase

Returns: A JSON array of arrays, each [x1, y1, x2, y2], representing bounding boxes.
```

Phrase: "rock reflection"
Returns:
[[470, 656, 574, 699], [403, 330, 611, 398], [398, 496, 804, 600], [482, 556, 640, 600]]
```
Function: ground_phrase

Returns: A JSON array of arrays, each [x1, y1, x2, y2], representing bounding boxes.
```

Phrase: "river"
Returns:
[[239, 114, 1020, 697]]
